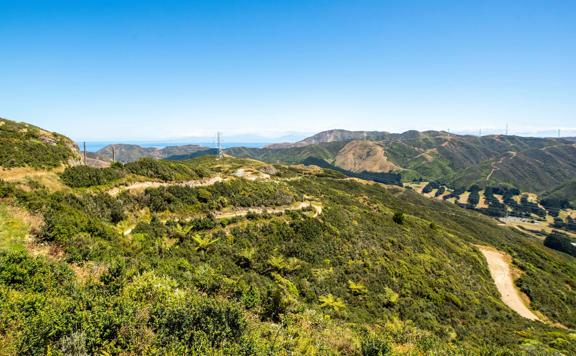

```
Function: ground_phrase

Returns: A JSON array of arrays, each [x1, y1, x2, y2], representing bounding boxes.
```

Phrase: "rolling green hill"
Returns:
[[543, 179, 576, 207], [1, 123, 575, 354], [93, 144, 209, 163], [0, 117, 80, 168]]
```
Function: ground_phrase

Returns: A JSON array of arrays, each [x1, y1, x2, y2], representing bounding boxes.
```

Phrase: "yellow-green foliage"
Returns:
[[0, 204, 29, 251], [267, 255, 302, 273], [382, 287, 399, 306], [319, 294, 346, 312], [348, 280, 368, 295], [192, 234, 220, 252]]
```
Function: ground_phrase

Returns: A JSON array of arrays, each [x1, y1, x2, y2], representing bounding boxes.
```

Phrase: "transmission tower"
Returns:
[[217, 132, 224, 159]]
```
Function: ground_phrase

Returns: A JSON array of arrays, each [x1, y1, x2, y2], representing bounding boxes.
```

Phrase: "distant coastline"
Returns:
[[77, 141, 267, 153]]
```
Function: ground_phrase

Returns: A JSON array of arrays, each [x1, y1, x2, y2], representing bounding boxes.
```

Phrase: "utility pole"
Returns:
[[83, 142, 87, 165], [112, 146, 116, 163], [217, 132, 223, 159]]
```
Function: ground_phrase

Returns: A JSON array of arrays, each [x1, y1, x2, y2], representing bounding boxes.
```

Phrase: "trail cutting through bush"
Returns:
[[214, 201, 322, 219], [107, 176, 224, 196], [478, 246, 540, 321]]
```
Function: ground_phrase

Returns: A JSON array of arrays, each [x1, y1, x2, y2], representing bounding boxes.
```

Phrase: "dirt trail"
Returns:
[[107, 176, 224, 196], [477, 246, 540, 321], [486, 151, 516, 181], [214, 201, 321, 219]]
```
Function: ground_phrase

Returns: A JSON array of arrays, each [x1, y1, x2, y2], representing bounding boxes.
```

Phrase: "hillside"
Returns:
[[266, 129, 393, 149], [1, 122, 576, 354], [0, 117, 80, 168], [543, 179, 576, 206], [230, 130, 576, 194], [93, 143, 209, 163], [333, 140, 399, 173]]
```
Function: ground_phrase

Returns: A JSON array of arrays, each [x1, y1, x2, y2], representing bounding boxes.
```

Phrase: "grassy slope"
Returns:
[[543, 179, 576, 206]]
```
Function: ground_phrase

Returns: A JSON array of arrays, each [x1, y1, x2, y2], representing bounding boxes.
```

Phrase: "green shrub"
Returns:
[[544, 231, 576, 257], [392, 211, 404, 225], [61, 165, 125, 187], [361, 335, 391, 356], [124, 158, 206, 181]]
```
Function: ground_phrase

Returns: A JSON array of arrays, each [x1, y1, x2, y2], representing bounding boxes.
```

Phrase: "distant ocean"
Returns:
[[77, 141, 266, 153]]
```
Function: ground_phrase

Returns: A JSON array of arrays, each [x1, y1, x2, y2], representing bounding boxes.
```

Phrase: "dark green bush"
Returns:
[[392, 211, 404, 225], [61, 165, 125, 187], [544, 231, 576, 257]]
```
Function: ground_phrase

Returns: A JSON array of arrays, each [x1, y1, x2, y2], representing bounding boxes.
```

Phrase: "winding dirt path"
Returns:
[[107, 176, 224, 196], [214, 201, 322, 219], [477, 246, 540, 321], [485, 151, 517, 181]]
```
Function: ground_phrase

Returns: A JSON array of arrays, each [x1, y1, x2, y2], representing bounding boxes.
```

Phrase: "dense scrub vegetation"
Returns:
[[0, 118, 79, 168], [60, 165, 127, 187], [1, 157, 575, 354], [544, 231, 576, 257], [60, 158, 211, 187]]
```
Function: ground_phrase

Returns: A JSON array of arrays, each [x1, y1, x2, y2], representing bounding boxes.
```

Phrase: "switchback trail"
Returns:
[[214, 201, 322, 220], [107, 176, 224, 196]]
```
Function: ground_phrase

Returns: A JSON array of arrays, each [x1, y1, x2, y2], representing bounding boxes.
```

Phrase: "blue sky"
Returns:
[[1, 0, 575, 141]]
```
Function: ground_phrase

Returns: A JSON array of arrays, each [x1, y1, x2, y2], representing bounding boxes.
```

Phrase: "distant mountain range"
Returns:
[[227, 129, 576, 198], [91, 144, 209, 163]]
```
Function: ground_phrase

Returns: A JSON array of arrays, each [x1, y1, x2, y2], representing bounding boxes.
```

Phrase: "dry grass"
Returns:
[[0, 166, 68, 192], [69, 262, 108, 285]]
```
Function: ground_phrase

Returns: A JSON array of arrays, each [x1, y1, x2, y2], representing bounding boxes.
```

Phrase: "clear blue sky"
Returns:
[[1, 0, 575, 140]]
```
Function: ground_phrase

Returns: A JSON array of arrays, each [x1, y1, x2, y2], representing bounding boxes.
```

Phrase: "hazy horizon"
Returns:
[[74, 126, 576, 150]]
